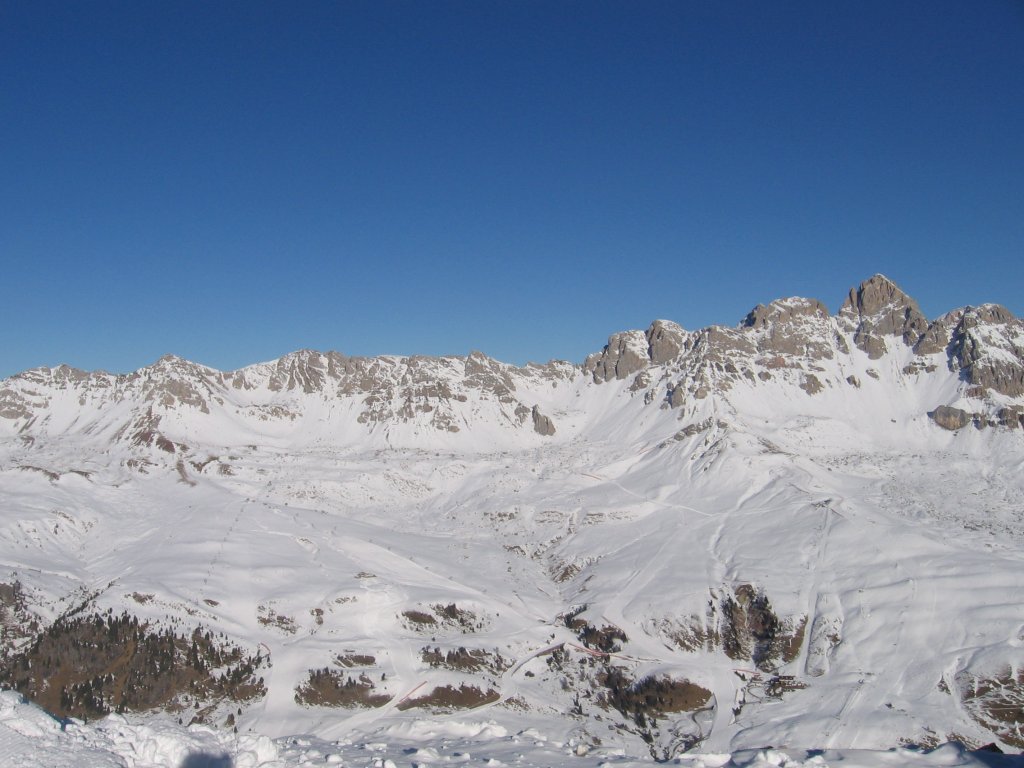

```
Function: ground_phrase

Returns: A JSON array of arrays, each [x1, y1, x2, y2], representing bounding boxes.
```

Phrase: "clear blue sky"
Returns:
[[2, 1, 1022, 377]]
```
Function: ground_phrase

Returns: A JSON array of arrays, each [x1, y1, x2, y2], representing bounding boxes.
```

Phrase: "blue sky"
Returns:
[[2, 1, 1022, 377]]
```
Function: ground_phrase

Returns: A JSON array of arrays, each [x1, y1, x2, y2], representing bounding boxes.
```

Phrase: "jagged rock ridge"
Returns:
[[3, 274, 1022, 454]]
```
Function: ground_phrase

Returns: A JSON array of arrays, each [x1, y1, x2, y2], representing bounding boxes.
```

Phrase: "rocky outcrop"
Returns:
[[718, 584, 807, 671], [264, 349, 330, 394], [743, 298, 837, 361], [838, 274, 929, 358], [997, 406, 1024, 429], [929, 404, 1024, 431], [744, 297, 829, 329], [582, 321, 692, 383], [800, 374, 824, 395], [531, 405, 556, 436], [930, 405, 971, 431], [957, 667, 1024, 749], [947, 305, 1024, 398], [584, 330, 650, 383], [646, 320, 687, 364], [135, 355, 215, 413], [464, 351, 517, 402], [913, 314, 955, 356], [0, 388, 31, 421]]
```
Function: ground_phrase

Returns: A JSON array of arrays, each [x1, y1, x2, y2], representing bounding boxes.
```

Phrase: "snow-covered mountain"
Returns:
[[1, 274, 1023, 761]]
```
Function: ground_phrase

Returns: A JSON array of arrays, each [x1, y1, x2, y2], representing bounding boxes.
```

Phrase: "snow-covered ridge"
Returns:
[[2, 274, 1024, 762], [2, 274, 1022, 456]]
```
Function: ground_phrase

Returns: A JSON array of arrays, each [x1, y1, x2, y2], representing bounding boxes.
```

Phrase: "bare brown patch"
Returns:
[[959, 669, 1024, 747], [0, 612, 266, 720], [599, 669, 712, 717], [421, 646, 508, 674], [294, 668, 389, 708], [396, 683, 500, 711], [336, 653, 376, 668], [402, 610, 437, 627], [257, 605, 297, 634]]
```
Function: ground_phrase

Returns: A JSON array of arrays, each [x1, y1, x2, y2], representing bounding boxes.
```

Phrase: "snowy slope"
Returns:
[[3, 690, 1022, 768], [1, 275, 1023, 763]]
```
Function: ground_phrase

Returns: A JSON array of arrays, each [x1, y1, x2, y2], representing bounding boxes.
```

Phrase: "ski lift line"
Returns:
[[506, 642, 567, 676], [395, 680, 428, 706], [565, 642, 657, 663], [567, 642, 612, 658]]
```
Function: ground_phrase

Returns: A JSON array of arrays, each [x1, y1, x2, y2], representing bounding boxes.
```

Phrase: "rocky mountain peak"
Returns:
[[838, 274, 929, 358], [582, 320, 691, 383], [646, 320, 687, 365], [739, 296, 838, 362], [583, 329, 651, 383], [140, 354, 217, 386], [742, 297, 830, 329], [963, 303, 1017, 327], [839, 273, 909, 315]]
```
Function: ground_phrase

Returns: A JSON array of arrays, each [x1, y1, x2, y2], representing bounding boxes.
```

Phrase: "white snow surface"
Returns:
[[0, 690, 1019, 767], [2, 284, 1024, 765]]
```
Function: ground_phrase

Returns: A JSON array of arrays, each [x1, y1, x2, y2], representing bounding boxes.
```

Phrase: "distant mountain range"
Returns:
[[1, 274, 1023, 758]]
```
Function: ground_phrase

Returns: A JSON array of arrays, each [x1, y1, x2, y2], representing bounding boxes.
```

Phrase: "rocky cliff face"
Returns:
[[837, 274, 930, 357], [581, 274, 1023, 431]]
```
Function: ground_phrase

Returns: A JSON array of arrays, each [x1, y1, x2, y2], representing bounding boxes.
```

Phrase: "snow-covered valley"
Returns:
[[1, 275, 1023, 766]]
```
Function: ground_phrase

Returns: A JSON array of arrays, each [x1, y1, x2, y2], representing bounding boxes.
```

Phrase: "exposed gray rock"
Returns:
[[675, 418, 714, 438], [583, 330, 650, 383], [646, 320, 686, 364], [0, 389, 31, 421], [838, 275, 929, 358], [856, 334, 888, 360], [629, 371, 652, 392], [263, 349, 329, 394], [718, 585, 804, 671], [695, 327, 757, 385], [800, 374, 824, 395], [914, 315, 954, 356], [743, 297, 834, 360], [743, 297, 829, 329], [930, 405, 970, 431], [997, 407, 1024, 429], [464, 351, 517, 403], [4, 275, 1023, 458], [669, 384, 687, 409], [138, 356, 213, 413], [947, 305, 1024, 398], [583, 321, 689, 384], [531, 405, 556, 436]]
